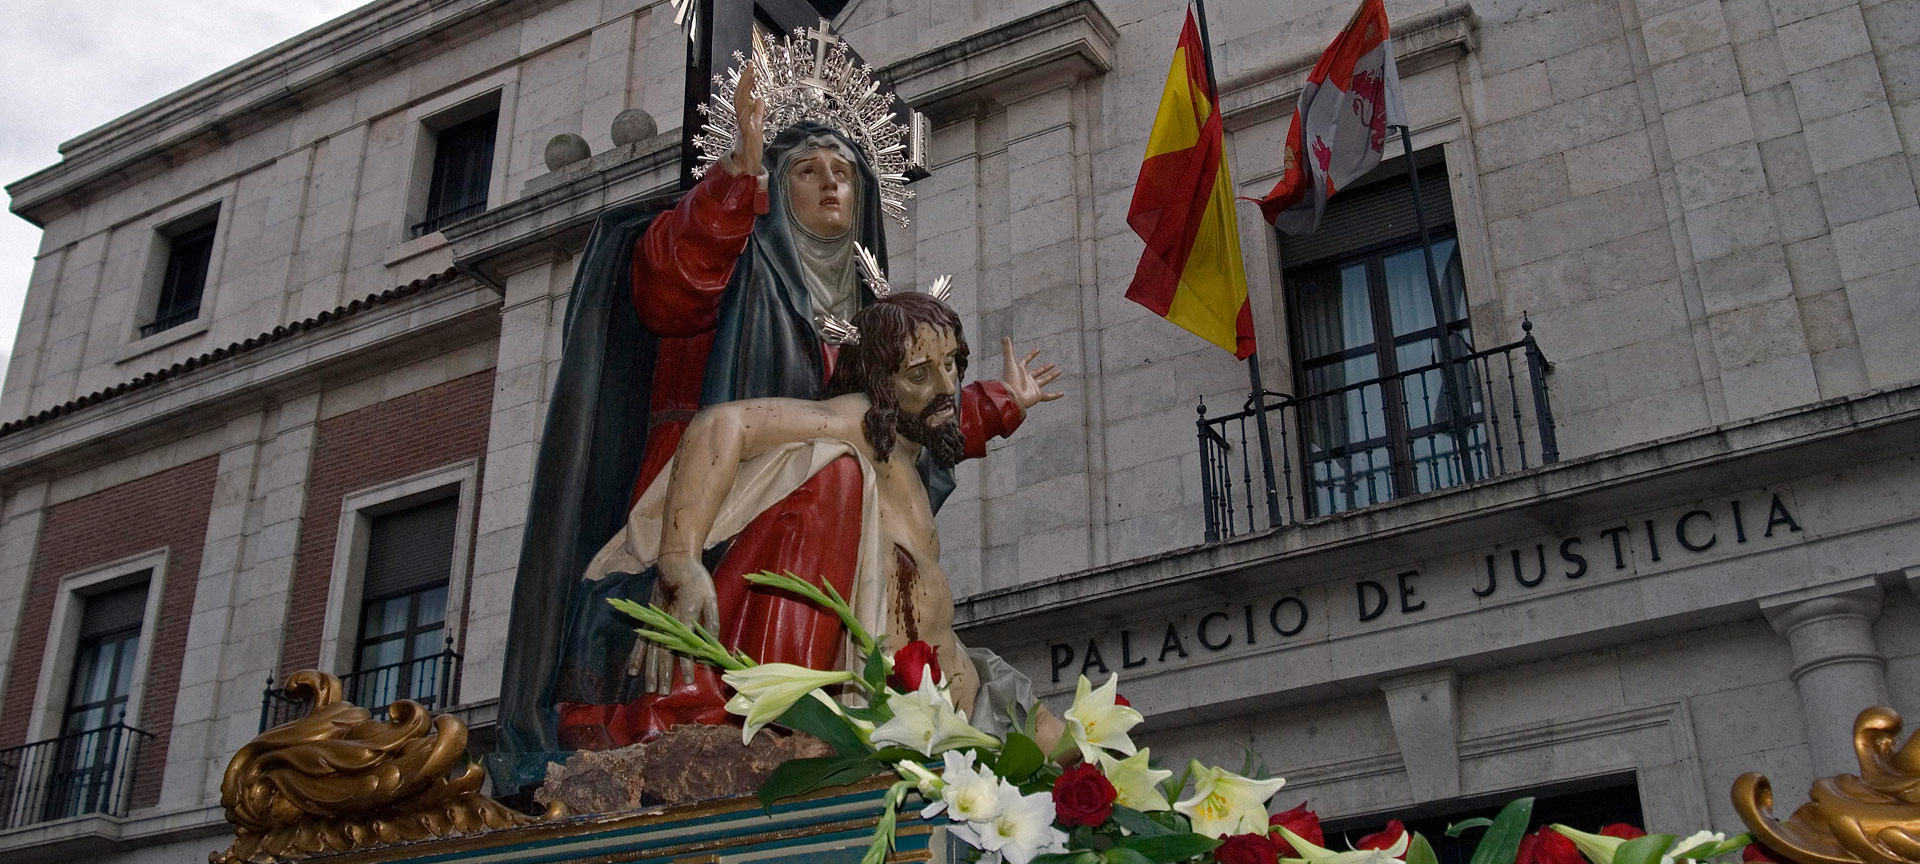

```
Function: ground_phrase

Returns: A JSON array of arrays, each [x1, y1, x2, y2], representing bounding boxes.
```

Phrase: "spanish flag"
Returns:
[[1125, 9, 1255, 359]]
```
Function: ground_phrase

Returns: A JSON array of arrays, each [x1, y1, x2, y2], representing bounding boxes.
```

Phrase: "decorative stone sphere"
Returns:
[[610, 109, 657, 146], [544, 134, 591, 171]]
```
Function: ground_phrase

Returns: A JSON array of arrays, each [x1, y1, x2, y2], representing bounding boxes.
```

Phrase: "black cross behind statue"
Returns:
[[676, 0, 928, 189]]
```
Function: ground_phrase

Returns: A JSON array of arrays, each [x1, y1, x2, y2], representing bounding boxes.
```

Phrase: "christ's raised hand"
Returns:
[[1000, 337, 1064, 411]]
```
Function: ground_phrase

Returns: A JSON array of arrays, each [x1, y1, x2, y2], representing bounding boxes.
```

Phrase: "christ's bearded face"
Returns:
[[887, 324, 965, 465], [786, 146, 855, 238]]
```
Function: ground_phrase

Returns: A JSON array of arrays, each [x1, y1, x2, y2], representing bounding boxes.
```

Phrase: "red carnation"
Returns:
[[1270, 803, 1325, 855], [1052, 763, 1118, 827], [1357, 820, 1408, 856], [1218, 832, 1283, 864], [888, 640, 942, 692], [1517, 828, 1584, 864], [1600, 824, 1647, 840]]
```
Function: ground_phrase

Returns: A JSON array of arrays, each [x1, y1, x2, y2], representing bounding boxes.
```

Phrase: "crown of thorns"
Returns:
[[695, 22, 924, 225], [817, 243, 955, 346]]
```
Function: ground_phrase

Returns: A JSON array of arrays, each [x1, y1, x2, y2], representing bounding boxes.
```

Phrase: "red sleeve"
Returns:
[[959, 380, 1025, 461], [632, 162, 770, 337]]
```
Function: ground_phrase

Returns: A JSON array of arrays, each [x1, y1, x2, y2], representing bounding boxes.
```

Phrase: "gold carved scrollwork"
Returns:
[[1735, 706, 1920, 864], [212, 671, 564, 864]]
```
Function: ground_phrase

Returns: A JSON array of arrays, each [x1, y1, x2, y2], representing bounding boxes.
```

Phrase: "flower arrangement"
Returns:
[[611, 573, 1760, 864]]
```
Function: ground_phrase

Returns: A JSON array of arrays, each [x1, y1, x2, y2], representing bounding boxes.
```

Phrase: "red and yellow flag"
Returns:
[[1125, 9, 1255, 359]]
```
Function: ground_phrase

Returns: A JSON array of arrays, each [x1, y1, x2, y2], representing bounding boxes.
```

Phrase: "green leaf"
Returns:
[[756, 755, 880, 809], [1109, 806, 1176, 837], [996, 733, 1045, 783], [1466, 797, 1535, 864], [1408, 833, 1440, 864], [1447, 818, 1495, 838], [1612, 835, 1678, 864], [1116, 833, 1220, 862], [1104, 848, 1156, 864], [775, 694, 870, 756], [1148, 810, 1191, 835], [1031, 853, 1101, 864], [863, 646, 890, 694]]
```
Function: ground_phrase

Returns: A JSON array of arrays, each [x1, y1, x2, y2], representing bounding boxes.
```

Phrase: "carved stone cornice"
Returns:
[[5, 0, 567, 227], [878, 0, 1119, 121], [1217, 3, 1478, 131]]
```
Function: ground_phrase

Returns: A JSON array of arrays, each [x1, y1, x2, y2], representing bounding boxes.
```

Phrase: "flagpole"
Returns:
[[1392, 124, 1477, 484], [1190, 0, 1282, 529]]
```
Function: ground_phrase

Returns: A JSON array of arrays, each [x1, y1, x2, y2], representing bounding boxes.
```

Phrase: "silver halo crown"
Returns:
[[819, 243, 957, 344], [695, 22, 925, 226]]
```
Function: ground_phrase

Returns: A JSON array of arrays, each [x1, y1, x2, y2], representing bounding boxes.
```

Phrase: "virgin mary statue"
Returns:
[[492, 29, 1057, 768]]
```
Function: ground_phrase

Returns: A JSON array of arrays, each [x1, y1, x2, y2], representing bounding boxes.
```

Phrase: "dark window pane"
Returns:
[[419, 112, 498, 236], [147, 220, 216, 335]]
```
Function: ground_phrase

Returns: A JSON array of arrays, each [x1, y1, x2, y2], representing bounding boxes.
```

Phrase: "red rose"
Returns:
[[1115, 693, 1131, 706], [1357, 820, 1408, 856], [1217, 832, 1282, 864], [1743, 844, 1789, 864], [1269, 803, 1325, 855], [1600, 824, 1647, 841], [1052, 763, 1118, 827], [888, 641, 942, 692], [1517, 828, 1584, 864]]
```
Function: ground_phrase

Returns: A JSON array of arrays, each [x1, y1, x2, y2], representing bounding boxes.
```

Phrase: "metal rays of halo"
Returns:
[[694, 23, 918, 225], [817, 243, 955, 346]]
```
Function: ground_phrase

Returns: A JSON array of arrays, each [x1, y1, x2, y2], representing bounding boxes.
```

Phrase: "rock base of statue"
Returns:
[[533, 724, 833, 813]]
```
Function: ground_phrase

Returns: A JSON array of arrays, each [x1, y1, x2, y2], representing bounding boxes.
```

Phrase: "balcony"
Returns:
[[0, 723, 153, 830], [260, 641, 462, 731], [1197, 323, 1558, 540]]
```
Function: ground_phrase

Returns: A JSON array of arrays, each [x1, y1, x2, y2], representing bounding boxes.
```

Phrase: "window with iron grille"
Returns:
[[351, 496, 457, 710], [47, 580, 147, 821], [143, 214, 216, 338], [1280, 155, 1481, 517], [412, 112, 497, 237]]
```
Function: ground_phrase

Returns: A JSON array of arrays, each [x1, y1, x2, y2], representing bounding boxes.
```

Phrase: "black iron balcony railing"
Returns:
[[0, 722, 153, 829], [260, 640, 462, 732], [1198, 321, 1558, 541], [410, 200, 488, 238], [138, 305, 200, 338]]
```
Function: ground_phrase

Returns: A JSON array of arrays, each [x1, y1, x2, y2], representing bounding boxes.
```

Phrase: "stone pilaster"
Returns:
[[462, 260, 564, 706], [1761, 579, 1890, 778], [0, 482, 49, 709], [202, 394, 320, 800], [162, 412, 265, 807]]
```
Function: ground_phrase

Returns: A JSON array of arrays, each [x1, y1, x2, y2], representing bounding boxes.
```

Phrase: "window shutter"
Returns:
[[363, 497, 458, 600], [80, 580, 150, 639], [1278, 164, 1455, 269]]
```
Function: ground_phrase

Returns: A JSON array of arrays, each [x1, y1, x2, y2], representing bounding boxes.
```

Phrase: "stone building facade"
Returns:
[[0, 0, 1917, 859]]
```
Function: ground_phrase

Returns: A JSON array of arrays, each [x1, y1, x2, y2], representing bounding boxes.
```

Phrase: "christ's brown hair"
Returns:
[[826, 292, 971, 466]]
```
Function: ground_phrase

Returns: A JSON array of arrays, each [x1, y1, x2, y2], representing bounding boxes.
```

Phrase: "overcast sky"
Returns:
[[0, 0, 369, 394]]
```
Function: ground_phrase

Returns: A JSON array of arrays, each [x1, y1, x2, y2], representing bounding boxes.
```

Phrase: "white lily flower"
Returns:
[[1552, 825, 1632, 864], [1062, 674, 1144, 763], [1097, 748, 1173, 812], [1666, 832, 1728, 864], [1173, 760, 1287, 838], [1275, 824, 1411, 864], [871, 676, 1000, 756], [720, 663, 855, 744], [922, 750, 1005, 822], [949, 781, 1069, 864]]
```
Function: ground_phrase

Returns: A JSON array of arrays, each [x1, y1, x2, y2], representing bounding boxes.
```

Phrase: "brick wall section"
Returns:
[[278, 369, 494, 674], [0, 456, 218, 810]]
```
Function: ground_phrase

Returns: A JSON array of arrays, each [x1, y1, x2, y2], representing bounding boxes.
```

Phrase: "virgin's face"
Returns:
[[785, 147, 855, 238]]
